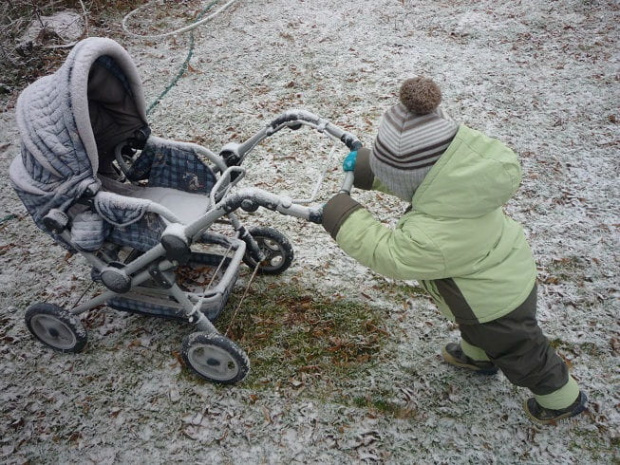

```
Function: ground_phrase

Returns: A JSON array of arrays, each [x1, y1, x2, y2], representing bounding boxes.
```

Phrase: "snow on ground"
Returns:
[[1, 0, 619, 463]]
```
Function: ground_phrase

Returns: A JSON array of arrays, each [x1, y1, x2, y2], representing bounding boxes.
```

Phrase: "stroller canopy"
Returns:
[[10, 37, 148, 226]]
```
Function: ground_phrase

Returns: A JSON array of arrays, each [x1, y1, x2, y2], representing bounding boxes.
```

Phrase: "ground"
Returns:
[[1, 0, 619, 464]]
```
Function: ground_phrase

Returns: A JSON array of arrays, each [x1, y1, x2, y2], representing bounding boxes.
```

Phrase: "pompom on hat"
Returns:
[[399, 76, 443, 115], [371, 77, 458, 201]]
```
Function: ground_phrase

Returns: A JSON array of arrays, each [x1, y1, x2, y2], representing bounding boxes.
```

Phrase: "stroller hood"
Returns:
[[10, 37, 148, 228]]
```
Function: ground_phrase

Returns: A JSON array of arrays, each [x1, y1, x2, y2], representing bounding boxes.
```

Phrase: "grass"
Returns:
[[202, 278, 432, 420], [371, 279, 428, 302], [216, 280, 389, 392], [205, 279, 435, 420], [350, 392, 419, 419]]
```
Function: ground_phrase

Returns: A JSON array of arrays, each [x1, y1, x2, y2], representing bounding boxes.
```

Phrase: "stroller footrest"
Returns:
[[107, 295, 186, 320]]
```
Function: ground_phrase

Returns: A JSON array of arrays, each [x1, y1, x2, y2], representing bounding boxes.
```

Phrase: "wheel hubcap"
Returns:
[[32, 315, 77, 350], [190, 345, 239, 381], [259, 238, 284, 269]]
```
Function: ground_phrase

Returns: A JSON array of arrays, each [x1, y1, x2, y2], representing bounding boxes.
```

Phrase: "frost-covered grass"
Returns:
[[1, 0, 619, 464]]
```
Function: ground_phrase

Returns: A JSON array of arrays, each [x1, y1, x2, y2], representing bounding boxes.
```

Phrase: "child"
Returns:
[[321, 76, 587, 424]]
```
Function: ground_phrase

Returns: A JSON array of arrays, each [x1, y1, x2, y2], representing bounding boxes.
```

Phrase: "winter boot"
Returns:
[[441, 343, 498, 375], [524, 391, 588, 425]]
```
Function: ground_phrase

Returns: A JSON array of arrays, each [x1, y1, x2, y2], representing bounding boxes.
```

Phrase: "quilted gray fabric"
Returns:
[[10, 38, 148, 250], [71, 210, 108, 252]]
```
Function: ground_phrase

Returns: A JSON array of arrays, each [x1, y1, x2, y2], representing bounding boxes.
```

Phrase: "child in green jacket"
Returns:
[[322, 76, 587, 424]]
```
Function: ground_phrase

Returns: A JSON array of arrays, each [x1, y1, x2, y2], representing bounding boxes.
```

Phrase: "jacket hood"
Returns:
[[412, 126, 522, 218]]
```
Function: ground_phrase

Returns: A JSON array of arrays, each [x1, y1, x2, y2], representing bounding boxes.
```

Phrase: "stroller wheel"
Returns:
[[25, 303, 87, 353], [243, 226, 294, 275], [182, 332, 250, 384]]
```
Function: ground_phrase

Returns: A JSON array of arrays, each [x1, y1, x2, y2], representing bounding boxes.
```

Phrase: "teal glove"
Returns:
[[342, 151, 358, 172]]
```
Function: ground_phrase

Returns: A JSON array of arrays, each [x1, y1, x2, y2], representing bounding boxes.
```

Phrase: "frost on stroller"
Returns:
[[10, 38, 361, 384]]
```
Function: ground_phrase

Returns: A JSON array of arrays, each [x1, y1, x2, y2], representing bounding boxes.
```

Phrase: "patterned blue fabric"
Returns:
[[107, 212, 166, 251], [12, 67, 95, 236], [91, 191, 166, 251], [94, 191, 151, 226], [127, 140, 217, 194], [11, 180, 77, 251], [71, 210, 108, 252], [10, 39, 140, 251]]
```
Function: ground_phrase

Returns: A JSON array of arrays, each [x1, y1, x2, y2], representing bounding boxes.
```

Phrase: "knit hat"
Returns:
[[371, 77, 458, 201]]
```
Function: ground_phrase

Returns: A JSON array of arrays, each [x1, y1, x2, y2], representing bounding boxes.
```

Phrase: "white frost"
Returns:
[[1, 0, 618, 464]]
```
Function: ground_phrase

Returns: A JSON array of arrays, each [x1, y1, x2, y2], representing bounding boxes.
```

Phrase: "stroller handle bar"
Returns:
[[265, 110, 362, 150], [219, 109, 363, 168], [222, 187, 324, 223], [184, 170, 352, 239], [211, 109, 359, 226], [182, 185, 323, 241], [177, 110, 362, 243]]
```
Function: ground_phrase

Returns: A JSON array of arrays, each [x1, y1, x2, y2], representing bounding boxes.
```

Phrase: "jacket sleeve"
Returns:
[[322, 193, 363, 239], [324, 201, 447, 280]]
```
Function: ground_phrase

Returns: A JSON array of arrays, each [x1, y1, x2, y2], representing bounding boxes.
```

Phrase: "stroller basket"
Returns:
[[108, 236, 242, 322], [10, 37, 361, 384]]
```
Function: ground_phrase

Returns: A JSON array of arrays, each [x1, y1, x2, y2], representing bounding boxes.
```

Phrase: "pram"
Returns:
[[10, 37, 361, 384]]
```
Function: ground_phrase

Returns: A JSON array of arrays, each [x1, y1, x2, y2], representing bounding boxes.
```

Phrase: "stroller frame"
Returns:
[[14, 58, 359, 383], [11, 37, 362, 384]]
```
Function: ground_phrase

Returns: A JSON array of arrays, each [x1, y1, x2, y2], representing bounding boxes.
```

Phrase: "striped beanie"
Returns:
[[371, 77, 458, 201]]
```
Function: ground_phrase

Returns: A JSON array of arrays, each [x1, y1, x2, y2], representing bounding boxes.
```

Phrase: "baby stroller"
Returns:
[[10, 37, 360, 384]]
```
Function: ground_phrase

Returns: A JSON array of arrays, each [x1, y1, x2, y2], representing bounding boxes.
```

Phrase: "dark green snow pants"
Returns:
[[458, 285, 569, 396]]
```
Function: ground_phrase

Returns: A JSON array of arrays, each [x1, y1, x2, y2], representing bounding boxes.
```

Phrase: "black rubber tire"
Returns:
[[181, 332, 250, 384], [242, 226, 294, 275], [25, 303, 87, 353]]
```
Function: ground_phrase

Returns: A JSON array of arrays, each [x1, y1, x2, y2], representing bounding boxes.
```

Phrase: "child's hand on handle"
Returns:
[[314, 148, 363, 226], [342, 150, 358, 172]]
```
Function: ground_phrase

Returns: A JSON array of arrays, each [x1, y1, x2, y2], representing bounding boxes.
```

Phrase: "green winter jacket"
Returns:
[[322, 125, 537, 324]]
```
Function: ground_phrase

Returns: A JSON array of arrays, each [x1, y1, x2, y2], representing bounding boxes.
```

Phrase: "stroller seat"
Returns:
[[100, 176, 212, 225]]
